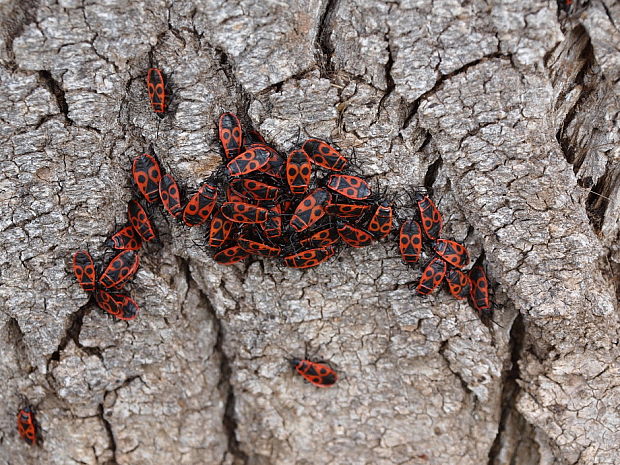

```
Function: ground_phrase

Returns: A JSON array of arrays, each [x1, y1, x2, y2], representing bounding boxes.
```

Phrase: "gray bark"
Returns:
[[1, 0, 619, 464]]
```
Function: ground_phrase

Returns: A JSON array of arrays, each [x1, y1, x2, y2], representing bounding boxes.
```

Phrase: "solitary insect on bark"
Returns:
[[17, 407, 38, 446], [290, 358, 338, 387], [146, 68, 166, 115]]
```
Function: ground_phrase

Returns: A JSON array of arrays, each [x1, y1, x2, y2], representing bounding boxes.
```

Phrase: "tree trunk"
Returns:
[[1, 0, 619, 464]]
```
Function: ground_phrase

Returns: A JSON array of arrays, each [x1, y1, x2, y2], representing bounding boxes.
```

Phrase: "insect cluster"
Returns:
[[20, 65, 495, 448]]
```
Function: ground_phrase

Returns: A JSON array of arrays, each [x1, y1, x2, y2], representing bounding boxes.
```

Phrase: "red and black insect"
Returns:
[[159, 174, 183, 218], [399, 220, 422, 264], [95, 288, 140, 320], [17, 407, 37, 446], [469, 264, 491, 311], [417, 195, 443, 240], [146, 68, 166, 114], [73, 250, 96, 292], [417, 257, 447, 295], [221, 202, 269, 223], [213, 245, 250, 265], [182, 182, 218, 227], [302, 139, 348, 171], [238, 237, 282, 257], [132, 153, 162, 203], [128, 199, 156, 242], [258, 149, 286, 179], [326, 174, 371, 200], [226, 147, 271, 176], [219, 112, 243, 160], [290, 188, 331, 232], [230, 178, 280, 201], [286, 149, 312, 195], [98, 250, 140, 291], [325, 202, 370, 219], [290, 358, 338, 387], [300, 227, 340, 248], [261, 204, 282, 238], [433, 239, 470, 269], [283, 246, 335, 269], [367, 202, 393, 239], [105, 225, 142, 251], [337, 222, 374, 248], [208, 208, 235, 247], [445, 269, 471, 300]]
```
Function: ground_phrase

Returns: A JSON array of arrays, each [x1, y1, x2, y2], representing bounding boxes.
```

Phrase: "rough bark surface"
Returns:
[[0, 0, 618, 464]]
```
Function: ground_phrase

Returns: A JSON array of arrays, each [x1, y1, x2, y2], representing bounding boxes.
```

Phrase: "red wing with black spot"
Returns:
[[300, 227, 340, 248], [286, 149, 312, 195], [182, 183, 218, 227], [238, 237, 282, 257], [73, 250, 96, 292], [226, 147, 271, 176], [146, 68, 166, 114], [337, 222, 375, 248], [159, 174, 183, 218], [469, 264, 491, 311], [290, 188, 331, 232], [325, 202, 370, 219], [213, 245, 250, 265], [433, 239, 470, 269], [219, 112, 243, 160], [416, 257, 446, 295], [98, 250, 140, 291], [326, 174, 371, 200], [231, 178, 280, 201], [283, 246, 335, 269], [128, 199, 156, 242], [221, 202, 269, 223], [132, 154, 162, 203], [291, 359, 338, 387], [17, 407, 37, 446], [399, 220, 422, 264], [302, 139, 348, 171], [367, 203, 393, 239], [106, 225, 142, 251], [208, 208, 235, 247], [417, 195, 443, 240], [445, 269, 471, 300]]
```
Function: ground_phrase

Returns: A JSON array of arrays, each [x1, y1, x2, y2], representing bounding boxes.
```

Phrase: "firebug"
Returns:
[[337, 222, 375, 248], [290, 188, 331, 232], [132, 153, 162, 203], [290, 359, 338, 387], [469, 264, 491, 311], [433, 239, 470, 269], [105, 225, 142, 251], [98, 250, 140, 291], [213, 245, 250, 265], [302, 139, 348, 171], [16, 407, 37, 446], [226, 147, 271, 176], [326, 174, 371, 200], [445, 269, 471, 300], [128, 199, 156, 242], [399, 220, 422, 264], [283, 246, 335, 268], [219, 112, 243, 160], [73, 250, 96, 292], [159, 174, 183, 218], [416, 257, 447, 295], [182, 182, 218, 227], [286, 148, 312, 195], [146, 68, 166, 114]]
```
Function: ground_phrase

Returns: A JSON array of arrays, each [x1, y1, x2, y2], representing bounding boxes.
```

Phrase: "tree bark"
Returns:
[[1, 0, 619, 464]]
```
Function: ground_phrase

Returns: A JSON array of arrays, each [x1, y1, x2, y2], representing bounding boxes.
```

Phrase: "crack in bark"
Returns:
[[487, 313, 525, 465], [47, 304, 91, 366], [315, 0, 339, 78], [402, 52, 508, 130], [179, 259, 248, 465], [38, 70, 73, 124], [99, 400, 118, 465]]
